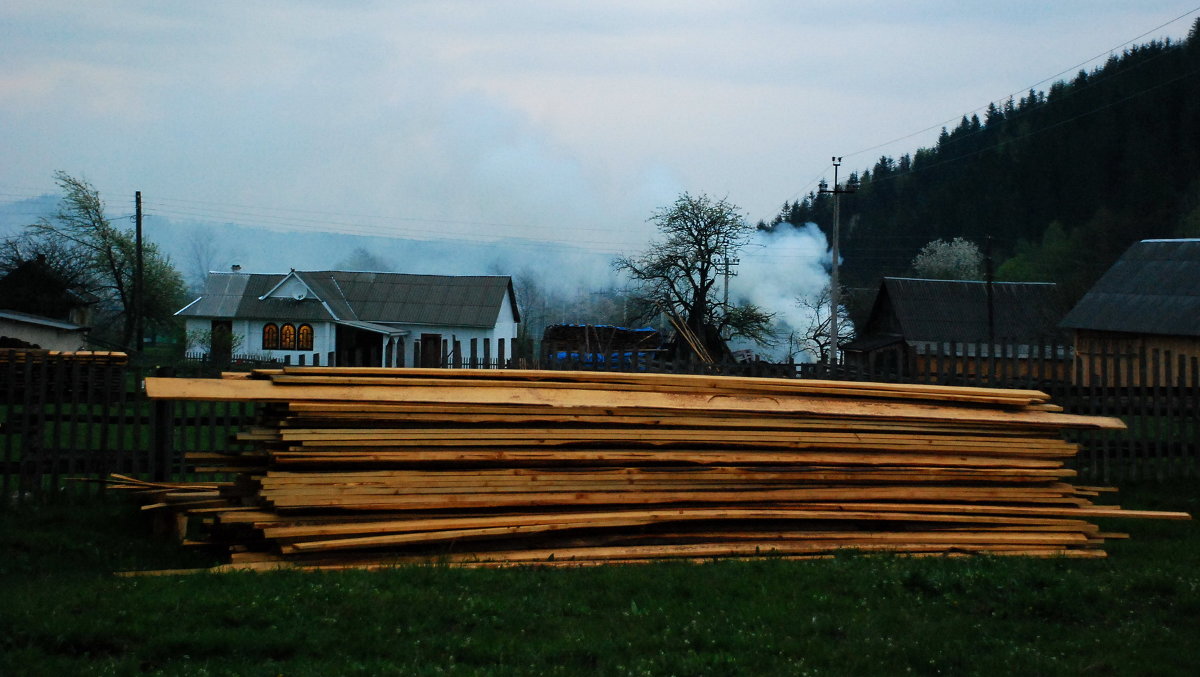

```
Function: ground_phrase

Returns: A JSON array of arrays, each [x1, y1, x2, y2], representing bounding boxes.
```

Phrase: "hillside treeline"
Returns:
[[765, 20, 1200, 304]]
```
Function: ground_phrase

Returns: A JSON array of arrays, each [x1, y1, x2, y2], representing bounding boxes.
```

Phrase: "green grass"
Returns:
[[2, 482, 1198, 676]]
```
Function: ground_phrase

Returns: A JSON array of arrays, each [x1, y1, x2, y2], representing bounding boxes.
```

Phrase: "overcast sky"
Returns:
[[2, 1, 1197, 254]]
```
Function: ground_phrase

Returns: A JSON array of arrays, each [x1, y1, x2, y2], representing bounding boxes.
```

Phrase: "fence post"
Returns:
[[151, 366, 175, 482]]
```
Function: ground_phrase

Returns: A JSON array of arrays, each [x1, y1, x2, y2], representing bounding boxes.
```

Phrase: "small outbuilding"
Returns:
[[0, 309, 90, 351], [841, 277, 1068, 379], [1059, 238, 1200, 384]]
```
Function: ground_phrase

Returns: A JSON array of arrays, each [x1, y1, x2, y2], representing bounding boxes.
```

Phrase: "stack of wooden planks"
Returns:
[[0, 349, 128, 365], [141, 367, 1191, 572]]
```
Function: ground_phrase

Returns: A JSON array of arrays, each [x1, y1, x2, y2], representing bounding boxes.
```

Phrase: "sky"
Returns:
[[2, 1, 1198, 257]]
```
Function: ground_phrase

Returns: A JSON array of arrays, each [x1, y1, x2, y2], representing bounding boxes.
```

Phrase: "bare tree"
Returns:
[[336, 246, 392, 272], [183, 224, 227, 293], [614, 192, 773, 345], [791, 284, 855, 362], [0, 230, 99, 294]]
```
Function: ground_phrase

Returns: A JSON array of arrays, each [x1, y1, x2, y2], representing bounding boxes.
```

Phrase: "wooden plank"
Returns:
[[263, 486, 1088, 511], [779, 501, 1193, 521], [262, 507, 1095, 540], [266, 448, 1066, 468], [145, 378, 1123, 430], [256, 467, 1075, 485], [285, 527, 1087, 553], [270, 366, 1053, 402], [273, 428, 1075, 450], [273, 540, 1094, 565], [266, 374, 1043, 406], [277, 408, 1055, 436]]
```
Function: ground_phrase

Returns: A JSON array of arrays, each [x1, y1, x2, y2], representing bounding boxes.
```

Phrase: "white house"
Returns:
[[176, 269, 520, 367]]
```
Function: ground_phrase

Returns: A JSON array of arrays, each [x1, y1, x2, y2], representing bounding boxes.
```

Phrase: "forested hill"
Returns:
[[764, 20, 1200, 304]]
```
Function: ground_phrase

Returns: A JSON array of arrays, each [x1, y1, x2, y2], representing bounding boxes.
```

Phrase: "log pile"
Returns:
[[140, 367, 1190, 572]]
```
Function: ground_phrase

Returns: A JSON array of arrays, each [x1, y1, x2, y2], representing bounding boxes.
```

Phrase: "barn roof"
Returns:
[[845, 277, 1064, 349], [176, 270, 519, 328], [1059, 239, 1200, 337]]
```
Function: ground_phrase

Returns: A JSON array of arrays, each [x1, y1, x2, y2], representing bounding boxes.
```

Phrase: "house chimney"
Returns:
[[231, 264, 242, 272]]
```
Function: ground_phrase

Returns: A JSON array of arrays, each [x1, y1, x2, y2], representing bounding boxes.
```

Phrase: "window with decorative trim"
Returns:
[[297, 324, 314, 351], [262, 323, 279, 350], [280, 323, 296, 350]]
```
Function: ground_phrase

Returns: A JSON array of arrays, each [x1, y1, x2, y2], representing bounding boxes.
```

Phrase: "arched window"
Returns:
[[262, 323, 279, 350], [280, 323, 296, 350], [297, 324, 314, 351]]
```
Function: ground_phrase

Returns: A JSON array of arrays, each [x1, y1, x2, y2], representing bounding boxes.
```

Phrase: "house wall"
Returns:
[[386, 293, 520, 367], [0, 319, 88, 351], [392, 324, 515, 366], [185, 317, 336, 365], [1073, 329, 1200, 386]]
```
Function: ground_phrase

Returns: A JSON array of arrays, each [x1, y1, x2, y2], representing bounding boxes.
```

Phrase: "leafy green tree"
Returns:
[[27, 171, 187, 350], [614, 192, 773, 347]]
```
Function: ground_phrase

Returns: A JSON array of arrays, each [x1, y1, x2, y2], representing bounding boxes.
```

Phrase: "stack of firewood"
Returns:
[[138, 367, 1190, 572]]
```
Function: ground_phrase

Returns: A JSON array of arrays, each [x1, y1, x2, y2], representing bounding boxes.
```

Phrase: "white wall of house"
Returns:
[[184, 317, 336, 364], [385, 296, 519, 365]]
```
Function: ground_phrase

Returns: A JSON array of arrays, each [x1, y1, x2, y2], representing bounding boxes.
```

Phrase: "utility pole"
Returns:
[[135, 191, 145, 360], [718, 250, 740, 338], [985, 235, 995, 348], [818, 157, 856, 365]]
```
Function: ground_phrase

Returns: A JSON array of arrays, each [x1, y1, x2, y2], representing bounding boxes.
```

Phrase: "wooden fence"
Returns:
[[0, 352, 255, 503], [1, 343, 1196, 502], [806, 342, 1199, 482]]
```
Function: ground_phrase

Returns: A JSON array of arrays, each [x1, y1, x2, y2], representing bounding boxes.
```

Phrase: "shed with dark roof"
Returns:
[[177, 270, 520, 368], [840, 277, 1069, 377], [1059, 239, 1200, 383]]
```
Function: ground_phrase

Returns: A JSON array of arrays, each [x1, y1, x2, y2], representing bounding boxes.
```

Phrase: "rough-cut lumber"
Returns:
[[123, 367, 1188, 574], [265, 448, 1067, 468], [145, 377, 1124, 430], [266, 366, 1054, 403]]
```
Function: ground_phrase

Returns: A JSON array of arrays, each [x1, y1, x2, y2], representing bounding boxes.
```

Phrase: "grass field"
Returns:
[[2, 481, 1198, 676]]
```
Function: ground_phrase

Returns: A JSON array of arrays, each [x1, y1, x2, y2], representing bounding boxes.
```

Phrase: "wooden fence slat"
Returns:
[[2, 352, 16, 499]]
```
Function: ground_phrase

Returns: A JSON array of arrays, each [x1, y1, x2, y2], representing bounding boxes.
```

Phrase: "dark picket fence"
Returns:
[[0, 351, 256, 503], [2, 342, 1196, 503], [802, 341, 1199, 482]]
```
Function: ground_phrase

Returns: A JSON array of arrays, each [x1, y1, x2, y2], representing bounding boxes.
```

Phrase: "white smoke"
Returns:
[[729, 222, 842, 362]]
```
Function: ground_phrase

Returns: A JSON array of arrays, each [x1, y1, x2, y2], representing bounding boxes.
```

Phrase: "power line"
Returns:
[[842, 4, 1200, 162], [778, 5, 1199, 212], [866, 65, 1200, 186]]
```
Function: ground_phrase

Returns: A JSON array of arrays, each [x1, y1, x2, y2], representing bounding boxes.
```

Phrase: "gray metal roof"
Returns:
[[177, 270, 518, 328], [1059, 239, 1200, 337], [0, 309, 86, 331], [858, 277, 1065, 344], [334, 319, 410, 336]]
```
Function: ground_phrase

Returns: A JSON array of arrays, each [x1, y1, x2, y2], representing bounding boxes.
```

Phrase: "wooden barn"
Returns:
[[841, 277, 1069, 382], [1059, 239, 1200, 385]]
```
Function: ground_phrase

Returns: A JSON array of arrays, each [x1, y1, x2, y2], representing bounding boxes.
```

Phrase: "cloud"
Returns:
[[1, 1, 1195, 250]]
